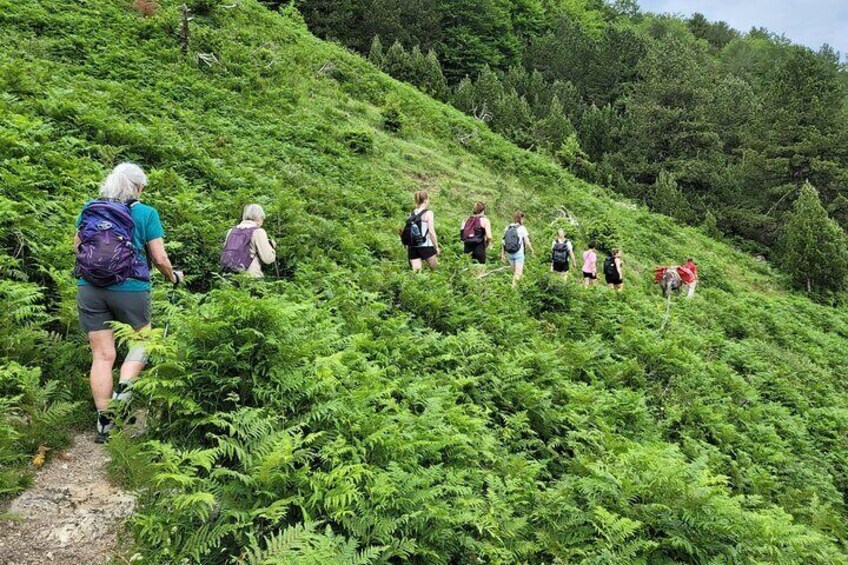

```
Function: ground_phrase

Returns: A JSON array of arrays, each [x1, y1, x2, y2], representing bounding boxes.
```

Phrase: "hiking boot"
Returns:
[[95, 410, 114, 444], [111, 381, 136, 424], [112, 380, 134, 404]]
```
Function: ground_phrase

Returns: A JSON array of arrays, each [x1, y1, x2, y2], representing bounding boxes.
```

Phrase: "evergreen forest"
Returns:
[[2, 0, 848, 562]]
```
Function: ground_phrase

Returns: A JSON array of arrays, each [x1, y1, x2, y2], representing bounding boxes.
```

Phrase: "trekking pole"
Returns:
[[660, 292, 673, 334], [163, 271, 183, 339]]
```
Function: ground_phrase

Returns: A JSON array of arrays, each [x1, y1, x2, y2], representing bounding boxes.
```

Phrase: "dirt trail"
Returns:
[[0, 434, 136, 565]]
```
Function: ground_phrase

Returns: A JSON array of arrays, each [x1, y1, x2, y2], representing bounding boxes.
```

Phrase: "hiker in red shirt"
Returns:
[[679, 257, 699, 298]]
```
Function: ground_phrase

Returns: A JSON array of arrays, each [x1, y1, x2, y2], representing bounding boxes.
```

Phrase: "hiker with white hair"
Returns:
[[220, 203, 277, 277], [74, 162, 183, 443]]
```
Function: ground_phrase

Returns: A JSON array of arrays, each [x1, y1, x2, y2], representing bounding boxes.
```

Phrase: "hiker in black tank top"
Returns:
[[405, 191, 440, 271], [604, 248, 624, 291], [461, 201, 493, 269]]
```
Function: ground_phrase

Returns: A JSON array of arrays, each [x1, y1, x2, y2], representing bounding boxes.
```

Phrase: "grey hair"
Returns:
[[99, 162, 148, 202], [242, 204, 266, 222]]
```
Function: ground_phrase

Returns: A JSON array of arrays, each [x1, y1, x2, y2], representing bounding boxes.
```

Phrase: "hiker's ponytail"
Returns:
[[514, 210, 525, 224], [414, 191, 429, 207], [473, 201, 486, 214]]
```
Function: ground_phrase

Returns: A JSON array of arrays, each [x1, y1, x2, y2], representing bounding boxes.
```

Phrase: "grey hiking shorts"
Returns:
[[77, 286, 151, 333]]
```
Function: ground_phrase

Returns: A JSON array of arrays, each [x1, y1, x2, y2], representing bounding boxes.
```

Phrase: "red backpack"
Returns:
[[461, 215, 484, 244]]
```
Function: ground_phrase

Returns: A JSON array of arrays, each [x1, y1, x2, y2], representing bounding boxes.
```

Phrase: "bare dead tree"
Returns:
[[180, 4, 192, 56], [472, 103, 492, 123], [456, 129, 478, 145], [556, 206, 580, 227]]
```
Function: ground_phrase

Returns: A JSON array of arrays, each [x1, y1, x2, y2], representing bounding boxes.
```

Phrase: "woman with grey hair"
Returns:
[[220, 203, 277, 277], [73, 162, 183, 443]]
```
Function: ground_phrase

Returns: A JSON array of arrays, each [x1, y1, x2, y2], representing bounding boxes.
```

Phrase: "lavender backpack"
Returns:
[[220, 226, 257, 273], [74, 200, 148, 287]]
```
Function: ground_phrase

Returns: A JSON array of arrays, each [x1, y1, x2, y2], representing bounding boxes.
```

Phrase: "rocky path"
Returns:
[[0, 434, 136, 565]]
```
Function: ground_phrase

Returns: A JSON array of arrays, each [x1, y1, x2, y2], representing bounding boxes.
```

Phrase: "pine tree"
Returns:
[[368, 35, 385, 68], [578, 103, 617, 162], [701, 210, 722, 239], [492, 89, 534, 147], [421, 50, 448, 100], [827, 194, 848, 231], [556, 133, 589, 170], [472, 65, 504, 117], [536, 95, 573, 153], [452, 77, 476, 115], [652, 170, 691, 223], [778, 182, 848, 294], [384, 40, 411, 82]]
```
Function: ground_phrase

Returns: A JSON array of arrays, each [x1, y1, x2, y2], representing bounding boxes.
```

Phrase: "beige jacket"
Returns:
[[225, 220, 276, 277]]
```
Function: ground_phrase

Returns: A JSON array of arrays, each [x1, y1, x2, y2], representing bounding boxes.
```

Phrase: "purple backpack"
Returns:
[[220, 226, 257, 273], [74, 200, 147, 287]]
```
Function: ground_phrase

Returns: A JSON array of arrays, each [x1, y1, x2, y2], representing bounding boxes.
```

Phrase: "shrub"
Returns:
[[342, 129, 373, 154], [381, 105, 403, 132]]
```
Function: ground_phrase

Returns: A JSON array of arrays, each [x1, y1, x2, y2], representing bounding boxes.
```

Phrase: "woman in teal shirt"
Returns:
[[74, 163, 183, 443]]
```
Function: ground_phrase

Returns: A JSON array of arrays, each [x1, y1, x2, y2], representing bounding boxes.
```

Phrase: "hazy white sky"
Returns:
[[638, 0, 847, 57]]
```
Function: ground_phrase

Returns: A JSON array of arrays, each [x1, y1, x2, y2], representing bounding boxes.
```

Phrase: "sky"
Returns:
[[637, 0, 848, 57]]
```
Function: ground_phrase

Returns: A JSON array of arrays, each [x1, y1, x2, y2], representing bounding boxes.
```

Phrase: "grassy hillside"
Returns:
[[2, 1, 848, 562]]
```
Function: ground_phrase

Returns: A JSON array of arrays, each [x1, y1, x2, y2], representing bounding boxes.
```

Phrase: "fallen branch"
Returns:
[[478, 266, 511, 278], [317, 61, 337, 77]]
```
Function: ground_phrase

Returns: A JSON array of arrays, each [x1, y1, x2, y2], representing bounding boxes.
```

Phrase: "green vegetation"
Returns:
[[2, 0, 848, 562], [296, 0, 848, 295]]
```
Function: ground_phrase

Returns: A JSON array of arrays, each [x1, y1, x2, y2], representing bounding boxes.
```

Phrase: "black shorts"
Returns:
[[408, 246, 437, 261], [77, 285, 151, 333], [464, 241, 487, 264], [582, 271, 597, 280], [552, 261, 569, 273], [605, 275, 623, 285]]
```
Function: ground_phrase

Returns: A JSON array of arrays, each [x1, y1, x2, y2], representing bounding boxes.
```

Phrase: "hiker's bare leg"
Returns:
[[686, 281, 697, 298], [119, 324, 150, 384], [88, 329, 116, 411], [425, 256, 438, 270], [512, 262, 524, 287], [410, 258, 423, 272]]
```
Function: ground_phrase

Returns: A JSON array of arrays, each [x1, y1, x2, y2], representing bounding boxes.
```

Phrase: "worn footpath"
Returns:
[[0, 434, 135, 565]]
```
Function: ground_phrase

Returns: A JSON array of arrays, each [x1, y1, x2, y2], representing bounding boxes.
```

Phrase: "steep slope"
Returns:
[[2, 1, 848, 562]]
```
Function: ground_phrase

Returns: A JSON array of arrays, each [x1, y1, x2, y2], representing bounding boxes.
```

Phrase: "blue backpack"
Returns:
[[74, 200, 149, 287]]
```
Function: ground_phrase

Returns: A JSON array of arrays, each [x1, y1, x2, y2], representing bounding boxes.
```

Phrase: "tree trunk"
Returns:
[[180, 4, 190, 56]]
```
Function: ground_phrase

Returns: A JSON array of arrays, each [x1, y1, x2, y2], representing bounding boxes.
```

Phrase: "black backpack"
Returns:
[[552, 241, 571, 263], [400, 209, 428, 247], [503, 225, 522, 254], [603, 255, 617, 278]]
